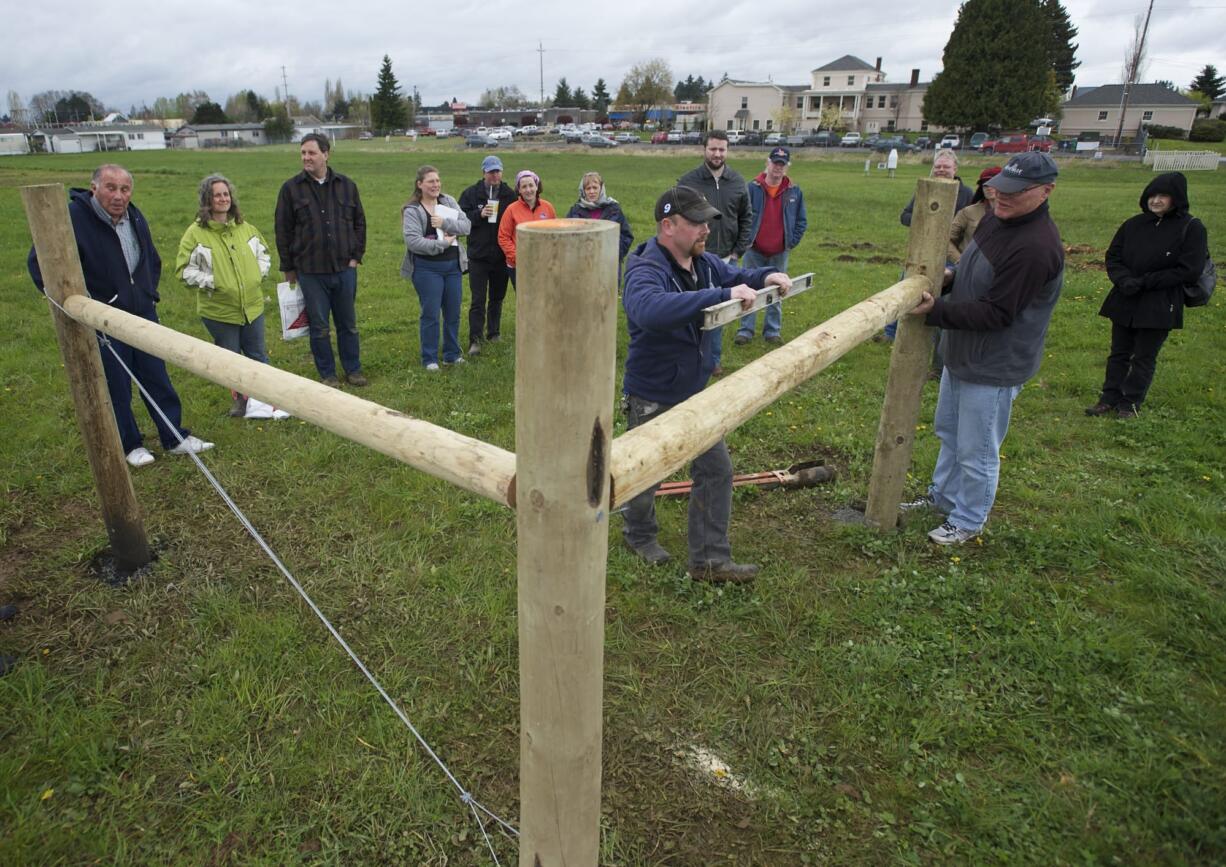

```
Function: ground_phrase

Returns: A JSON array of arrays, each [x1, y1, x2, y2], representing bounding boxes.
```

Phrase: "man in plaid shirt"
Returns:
[[275, 133, 368, 387]]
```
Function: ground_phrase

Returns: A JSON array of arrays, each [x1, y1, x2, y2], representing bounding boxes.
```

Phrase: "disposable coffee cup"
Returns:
[[487, 198, 499, 223]]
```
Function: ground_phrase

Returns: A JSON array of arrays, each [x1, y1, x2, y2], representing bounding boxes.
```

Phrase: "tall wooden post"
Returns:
[[864, 177, 958, 529], [514, 219, 617, 865], [22, 184, 151, 571]]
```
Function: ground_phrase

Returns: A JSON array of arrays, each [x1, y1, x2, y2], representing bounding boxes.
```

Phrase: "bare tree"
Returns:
[[618, 58, 674, 126], [1120, 13, 1148, 84], [6, 90, 25, 124]]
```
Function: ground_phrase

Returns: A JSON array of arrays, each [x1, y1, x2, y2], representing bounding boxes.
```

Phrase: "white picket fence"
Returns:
[[1143, 150, 1221, 171]]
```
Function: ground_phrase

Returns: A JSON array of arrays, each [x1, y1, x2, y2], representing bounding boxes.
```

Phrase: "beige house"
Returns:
[[708, 56, 943, 134], [1060, 84, 1199, 142], [172, 123, 266, 149]]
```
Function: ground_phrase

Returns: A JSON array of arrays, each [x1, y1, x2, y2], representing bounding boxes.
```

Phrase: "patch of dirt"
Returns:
[[835, 254, 858, 262], [865, 256, 898, 265], [1065, 243, 1098, 255]]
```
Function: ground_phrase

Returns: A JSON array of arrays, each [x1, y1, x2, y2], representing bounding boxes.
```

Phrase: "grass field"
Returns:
[[1, 140, 1224, 865]]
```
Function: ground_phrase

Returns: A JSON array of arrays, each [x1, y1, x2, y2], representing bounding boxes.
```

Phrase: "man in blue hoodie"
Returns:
[[621, 185, 791, 583], [28, 165, 213, 468]]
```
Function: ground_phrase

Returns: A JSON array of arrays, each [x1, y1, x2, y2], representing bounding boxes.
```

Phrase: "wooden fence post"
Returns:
[[514, 219, 618, 865], [22, 184, 151, 572], [864, 177, 958, 529]]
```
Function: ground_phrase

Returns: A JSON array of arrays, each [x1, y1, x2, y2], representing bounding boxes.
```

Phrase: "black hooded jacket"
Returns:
[[1099, 172, 1207, 331]]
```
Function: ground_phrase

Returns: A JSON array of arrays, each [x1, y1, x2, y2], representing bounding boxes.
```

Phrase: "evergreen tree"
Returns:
[[552, 78, 573, 106], [1041, 0, 1079, 92], [573, 87, 590, 110], [1190, 64, 1225, 101], [591, 79, 611, 114], [922, 0, 1050, 132], [190, 101, 229, 124], [371, 55, 408, 132]]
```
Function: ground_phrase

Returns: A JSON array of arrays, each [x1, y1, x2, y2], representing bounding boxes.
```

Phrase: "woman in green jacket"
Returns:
[[176, 174, 288, 419]]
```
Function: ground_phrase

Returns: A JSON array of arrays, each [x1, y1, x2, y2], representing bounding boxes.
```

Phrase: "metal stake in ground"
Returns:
[[21, 184, 151, 573]]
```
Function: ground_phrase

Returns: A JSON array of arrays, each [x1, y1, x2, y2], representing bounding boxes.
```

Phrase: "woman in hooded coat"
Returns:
[[565, 171, 634, 282], [1086, 171, 1208, 419]]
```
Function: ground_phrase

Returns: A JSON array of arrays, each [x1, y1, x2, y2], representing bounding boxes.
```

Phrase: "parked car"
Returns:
[[761, 132, 781, 146], [840, 131, 862, 146], [913, 136, 932, 149], [861, 134, 881, 149], [980, 133, 1053, 155], [938, 134, 961, 149], [465, 134, 499, 149], [784, 134, 807, 147], [681, 131, 702, 145], [434, 129, 452, 139], [726, 130, 746, 144], [804, 131, 837, 147], [740, 131, 764, 146], [613, 132, 639, 144], [666, 131, 682, 143], [582, 132, 617, 148], [358, 131, 373, 140], [969, 132, 989, 150], [563, 130, 585, 143], [873, 136, 917, 153]]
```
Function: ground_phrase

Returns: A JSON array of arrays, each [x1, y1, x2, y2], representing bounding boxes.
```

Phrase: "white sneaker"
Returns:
[[927, 521, 979, 545], [169, 435, 214, 456], [244, 398, 276, 420], [425, 363, 440, 372], [125, 447, 155, 467]]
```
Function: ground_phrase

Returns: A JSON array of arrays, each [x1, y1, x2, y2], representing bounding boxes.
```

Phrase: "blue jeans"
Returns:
[[621, 395, 734, 567], [298, 268, 361, 379], [737, 249, 788, 339], [412, 257, 463, 365], [928, 369, 1021, 532], [202, 315, 269, 364]]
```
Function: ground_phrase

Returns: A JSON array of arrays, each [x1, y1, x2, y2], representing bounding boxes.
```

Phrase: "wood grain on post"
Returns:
[[58, 295, 516, 507], [22, 184, 151, 572], [610, 275, 933, 509], [513, 219, 617, 866], [864, 177, 959, 528]]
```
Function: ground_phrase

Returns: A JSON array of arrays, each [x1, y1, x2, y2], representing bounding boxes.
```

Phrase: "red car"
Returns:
[[650, 131, 669, 144], [980, 134, 1053, 155]]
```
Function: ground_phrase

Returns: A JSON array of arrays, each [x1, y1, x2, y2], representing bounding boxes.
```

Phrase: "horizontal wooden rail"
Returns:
[[60, 295, 517, 508], [609, 274, 931, 508]]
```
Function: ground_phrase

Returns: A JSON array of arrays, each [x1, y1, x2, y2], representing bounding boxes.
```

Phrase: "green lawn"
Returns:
[[1, 141, 1224, 865]]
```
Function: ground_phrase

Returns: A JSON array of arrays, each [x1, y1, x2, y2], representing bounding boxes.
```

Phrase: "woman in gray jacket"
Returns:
[[401, 165, 471, 370]]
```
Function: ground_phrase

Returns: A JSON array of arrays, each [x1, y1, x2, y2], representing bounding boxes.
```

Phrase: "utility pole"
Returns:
[[281, 65, 292, 110], [1114, 0, 1154, 148], [538, 41, 545, 108]]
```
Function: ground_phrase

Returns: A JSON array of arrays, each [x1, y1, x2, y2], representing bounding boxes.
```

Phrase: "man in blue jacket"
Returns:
[[621, 185, 792, 583], [28, 165, 213, 468], [734, 147, 807, 345]]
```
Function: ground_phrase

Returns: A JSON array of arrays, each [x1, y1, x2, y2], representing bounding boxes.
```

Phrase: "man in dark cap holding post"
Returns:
[[619, 185, 792, 583], [908, 152, 1064, 545]]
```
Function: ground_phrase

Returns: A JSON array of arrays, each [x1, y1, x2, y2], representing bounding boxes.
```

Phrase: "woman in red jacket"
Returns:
[[497, 170, 555, 287]]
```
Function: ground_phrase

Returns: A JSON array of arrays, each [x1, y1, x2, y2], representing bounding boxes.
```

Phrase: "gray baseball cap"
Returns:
[[987, 151, 1058, 193]]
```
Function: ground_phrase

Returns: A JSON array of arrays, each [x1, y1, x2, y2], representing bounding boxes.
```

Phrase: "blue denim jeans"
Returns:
[[928, 369, 1021, 532], [412, 257, 464, 365], [737, 249, 788, 339], [298, 268, 361, 379], [202, 315, 269, 364], [621, 395, 734, 567]]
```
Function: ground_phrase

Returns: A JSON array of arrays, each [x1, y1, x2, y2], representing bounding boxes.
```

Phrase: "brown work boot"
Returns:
[[688, 560, 759, 584], [1084, 402, 1114, 417], [346, 372, 369, 387]]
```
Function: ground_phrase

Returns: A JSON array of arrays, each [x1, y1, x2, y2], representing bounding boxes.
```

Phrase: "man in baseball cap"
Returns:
[[618, 185, 792, 583], [907, 150, 1063, 546], [734, 146, 808, 346]]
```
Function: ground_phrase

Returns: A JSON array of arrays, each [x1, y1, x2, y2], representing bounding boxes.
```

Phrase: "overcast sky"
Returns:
[[4, 0, 1223, 116]]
